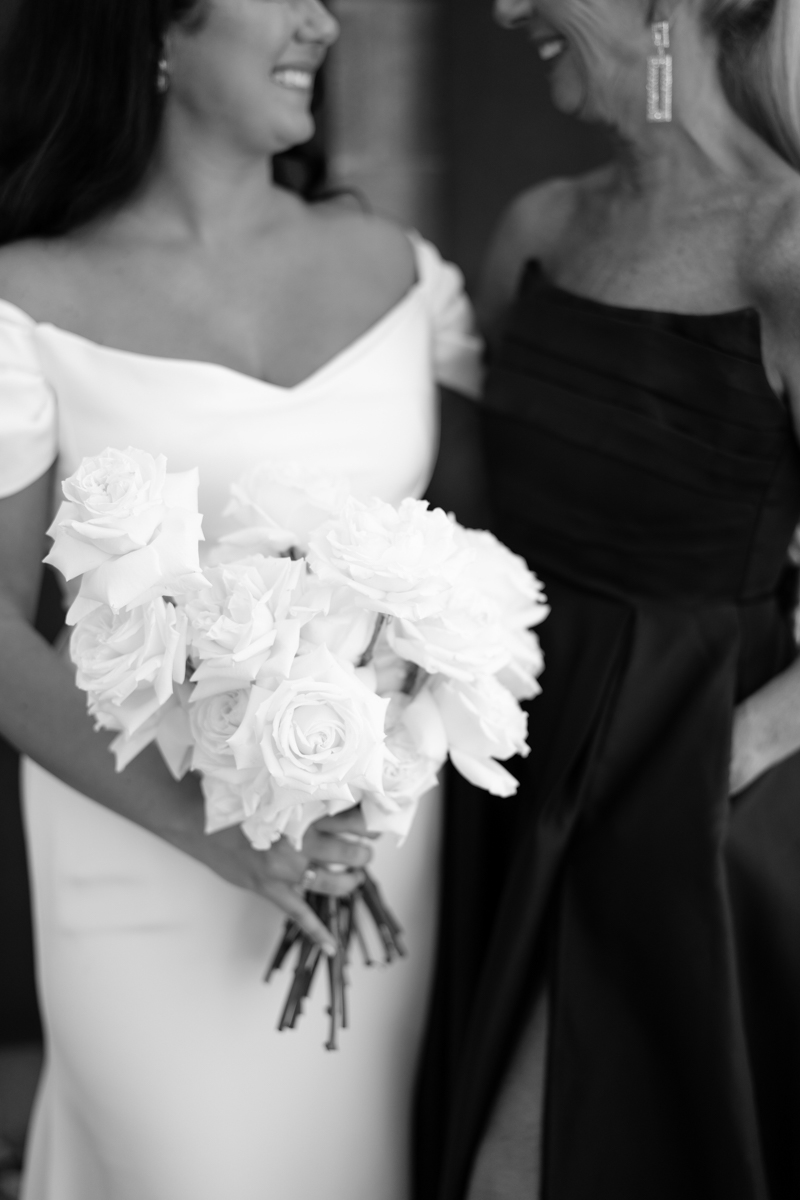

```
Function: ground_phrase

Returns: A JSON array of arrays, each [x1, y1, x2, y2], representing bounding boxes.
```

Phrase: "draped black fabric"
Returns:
[[414, 265, 800, 1200]]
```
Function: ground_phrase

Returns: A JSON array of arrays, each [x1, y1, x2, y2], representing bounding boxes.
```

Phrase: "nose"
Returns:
[[494, 0, 535, 30], [299, 0, 340, 47]]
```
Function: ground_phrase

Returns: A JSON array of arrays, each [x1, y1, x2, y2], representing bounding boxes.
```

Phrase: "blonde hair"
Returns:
[[704, 0, 800, 170]]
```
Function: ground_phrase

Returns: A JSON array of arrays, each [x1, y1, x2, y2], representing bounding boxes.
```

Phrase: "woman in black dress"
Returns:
[[417, 0, 800, 1197]]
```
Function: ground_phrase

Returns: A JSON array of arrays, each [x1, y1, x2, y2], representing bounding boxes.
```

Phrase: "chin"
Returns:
[[549, 83, 585, 118], [282, 114, 316, 148], [257, 114, 316, 157], [547, 62, 590, 120]]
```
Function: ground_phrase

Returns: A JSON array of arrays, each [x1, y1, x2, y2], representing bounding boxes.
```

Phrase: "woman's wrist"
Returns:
[[730, 699, 771, 794], [730, 674, 800, 795]]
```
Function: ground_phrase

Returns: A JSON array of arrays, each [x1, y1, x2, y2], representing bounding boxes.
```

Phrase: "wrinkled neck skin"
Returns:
[[602, 13, 778, 208]]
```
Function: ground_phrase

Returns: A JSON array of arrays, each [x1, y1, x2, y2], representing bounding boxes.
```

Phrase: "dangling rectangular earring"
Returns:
[[647, 20, 672, 122]]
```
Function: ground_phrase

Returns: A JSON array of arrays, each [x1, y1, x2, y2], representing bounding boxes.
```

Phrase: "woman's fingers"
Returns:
[[203, 827, 361, 952], [314, 807, 376, 838], [302, 866, 365, 898], [261, 880, 338, 956], [303, 826, 373, 869]]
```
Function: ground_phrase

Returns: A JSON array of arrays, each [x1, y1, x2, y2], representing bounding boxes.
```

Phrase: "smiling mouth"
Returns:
[[271, 67, 316, 92], [534, 36, 568, 63]]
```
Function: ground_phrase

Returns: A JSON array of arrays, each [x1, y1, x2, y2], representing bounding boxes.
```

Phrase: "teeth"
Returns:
[[273, 68, 314, 90], [538, 38, 566, 61]]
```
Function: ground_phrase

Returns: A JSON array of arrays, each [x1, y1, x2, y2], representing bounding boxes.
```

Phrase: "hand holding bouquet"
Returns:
[[47, 448, 548, 1047]]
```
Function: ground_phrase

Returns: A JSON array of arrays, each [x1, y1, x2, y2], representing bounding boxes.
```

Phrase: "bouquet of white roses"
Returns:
[[46, 448, 548, 1047]]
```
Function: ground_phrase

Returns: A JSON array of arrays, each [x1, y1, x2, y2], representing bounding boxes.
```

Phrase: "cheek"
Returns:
[[550, 22, 639, 120], [171, 5, 291, 117]]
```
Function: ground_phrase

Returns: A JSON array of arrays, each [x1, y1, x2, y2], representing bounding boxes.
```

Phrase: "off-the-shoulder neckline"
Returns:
[[0, 280, 423, 394], [0, 231, 434, 393]]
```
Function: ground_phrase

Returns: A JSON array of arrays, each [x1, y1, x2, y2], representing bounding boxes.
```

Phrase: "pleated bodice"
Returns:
[[416, 264, 800, 1200], [484, 262, 800, 603]]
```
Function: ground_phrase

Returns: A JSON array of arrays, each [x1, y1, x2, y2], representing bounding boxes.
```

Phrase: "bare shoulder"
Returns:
[[746, 179, 800, 308], [0, 236, 76, 321], [476, 170, 606, 335], [741, 177, 800, 410], [308, 199, 418, 298]]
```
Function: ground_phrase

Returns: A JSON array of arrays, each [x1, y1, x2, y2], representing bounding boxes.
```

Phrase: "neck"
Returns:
[[609, 21, 775, 200], [126, 105, 286, 246]]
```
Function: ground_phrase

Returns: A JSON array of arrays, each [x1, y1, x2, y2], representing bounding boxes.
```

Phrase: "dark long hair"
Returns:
[[0, 0, 330, 246]]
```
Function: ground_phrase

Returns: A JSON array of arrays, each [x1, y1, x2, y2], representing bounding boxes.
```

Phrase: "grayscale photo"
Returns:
[[1, 1, 799, 1198]]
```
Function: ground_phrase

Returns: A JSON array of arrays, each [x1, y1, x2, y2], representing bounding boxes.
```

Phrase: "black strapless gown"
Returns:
[[415, 264, 800, 1200]]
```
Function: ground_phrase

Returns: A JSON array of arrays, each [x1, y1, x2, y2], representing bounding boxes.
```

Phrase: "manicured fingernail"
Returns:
[[323, 941, 337, 957]]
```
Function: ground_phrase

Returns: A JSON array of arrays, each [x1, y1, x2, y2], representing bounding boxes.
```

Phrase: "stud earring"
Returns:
[[156, 52, 170, 95], [647, 20, 672, 122]]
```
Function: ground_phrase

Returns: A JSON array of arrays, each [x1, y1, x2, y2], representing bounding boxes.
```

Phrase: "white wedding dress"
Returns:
[[0, 234, 482, 1200]]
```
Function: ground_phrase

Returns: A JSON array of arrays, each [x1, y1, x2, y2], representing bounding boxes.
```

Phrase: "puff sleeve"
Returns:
[[0, 302, 58, 498], [411, 234, 484, 399]]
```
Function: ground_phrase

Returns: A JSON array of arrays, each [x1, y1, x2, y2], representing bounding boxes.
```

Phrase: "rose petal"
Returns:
[[400, 686, 449, 762], [449, 749, 520, 796]]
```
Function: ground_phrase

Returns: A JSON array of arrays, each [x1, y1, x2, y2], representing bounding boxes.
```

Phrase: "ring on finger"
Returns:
[[301, 867, 318, 889]]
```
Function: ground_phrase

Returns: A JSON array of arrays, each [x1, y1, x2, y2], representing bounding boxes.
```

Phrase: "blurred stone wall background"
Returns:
[[327, 0, 447, 245], [327, 0, 611, 285]]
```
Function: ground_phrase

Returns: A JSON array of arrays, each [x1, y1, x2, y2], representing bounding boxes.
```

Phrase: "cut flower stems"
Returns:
[[266, 870, 406, 1051]]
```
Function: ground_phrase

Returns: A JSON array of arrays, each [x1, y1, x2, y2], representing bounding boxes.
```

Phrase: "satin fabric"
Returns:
[[0, 235, 482, 1200], [416, 265, 800, 1200]]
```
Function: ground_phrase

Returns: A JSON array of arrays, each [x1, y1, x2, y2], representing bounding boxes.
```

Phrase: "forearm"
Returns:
[[732, 652, 800, 790]]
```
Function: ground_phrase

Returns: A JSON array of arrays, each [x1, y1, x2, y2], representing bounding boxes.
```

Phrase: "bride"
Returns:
[[0, 2, 481, 1198]]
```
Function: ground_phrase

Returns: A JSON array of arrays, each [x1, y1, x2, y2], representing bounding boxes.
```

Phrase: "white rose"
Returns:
[[454, 527, 548, 698], [387, 526, 548, 691], [70, 597, 189, 771], [361, 694, 441, 840], [221, 460, 350, 555], [431, 674, 529, 797], [387, 602, 511, 682], [228, 645, 389, 846], [455, 527, 548, 629], [191, 692, 270, 836], [62, 447, 168, 554], [370, 631, 414, 695], [242, 791, 337, 851], [299, 585, 376, 664], [185, 555, 313, 700], [199, 771, 255, 835], [71, 596, 187, 732], [189, 689, 249, 772], [100, 691, 191, 775], [307, 497, 473, 620], [45, 447, 205, 624]]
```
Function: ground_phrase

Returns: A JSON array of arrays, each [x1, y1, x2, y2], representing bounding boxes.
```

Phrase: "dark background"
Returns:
[[0, 0, 611, 1054], [439, 0, 611, 284]]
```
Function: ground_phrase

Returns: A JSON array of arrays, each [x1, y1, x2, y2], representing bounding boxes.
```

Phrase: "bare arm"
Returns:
[[475, 178, 580, 342], [730, 198, 800, 793], [0, 473, 372, 953]]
